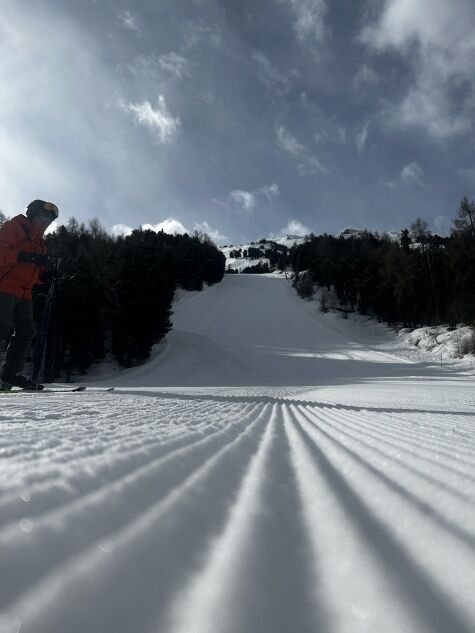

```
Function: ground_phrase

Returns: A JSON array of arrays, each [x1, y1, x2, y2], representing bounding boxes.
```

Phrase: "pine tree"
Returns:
[[400, 229, 412, 253], [453, 196, 475, 236], [111, 230, 176, 366], [410, 218, 430, 244]]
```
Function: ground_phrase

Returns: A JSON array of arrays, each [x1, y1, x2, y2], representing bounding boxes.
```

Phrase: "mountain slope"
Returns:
[[107, 274, 444, 388]]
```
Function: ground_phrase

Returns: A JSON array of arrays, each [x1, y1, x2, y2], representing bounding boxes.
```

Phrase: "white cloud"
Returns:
[[120, 95, 180, 144], [110, 223, 133, 238], [314, 127, 347, 145], [259, 183, 280, 200], [277, 125, 329, 174], [285, 0, 328, 43], [360, 0, 464, 51], [252, 51, 294, 95], [282, 219, 310, 236], [193, 221, 227, 244], [355, 121, 370, 153], [142, 218, 188, 234], [229, 190, 257, 211], [184, 21, 222, 49], [117, 10, 140, 33], [277, 125, 305, 155], [228, 182, 280, 212], [269, 219, 310, 240], [111, 218, 226, 243], [385, 162, 424, 189], [297, 157, 327, 176], [400, 162, 424, 186], [126, 55, 161, 79], [127, 53, 190, 80], [158, 52, 190, 79], [360, 0, 475, 140]]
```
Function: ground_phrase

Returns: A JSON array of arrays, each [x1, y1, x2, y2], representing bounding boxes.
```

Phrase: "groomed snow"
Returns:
[[1, 275, 474, 633]]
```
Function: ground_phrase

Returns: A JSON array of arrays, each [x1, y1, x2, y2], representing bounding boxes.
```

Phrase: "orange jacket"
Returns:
[[0, 214, 47, 300]]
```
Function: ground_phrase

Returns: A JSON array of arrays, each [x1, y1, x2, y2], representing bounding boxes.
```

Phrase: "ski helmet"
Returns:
[[26, 200, 59, 222]]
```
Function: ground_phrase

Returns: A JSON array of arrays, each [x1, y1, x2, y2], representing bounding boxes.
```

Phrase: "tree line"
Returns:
[[28, 219, 226, 380], [226, 240, 287, 274], [290, 197, 475, 330]]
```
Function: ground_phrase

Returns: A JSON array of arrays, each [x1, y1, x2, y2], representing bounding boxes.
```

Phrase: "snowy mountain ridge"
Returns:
[[221, 235, 304, 273], [337, 227, 401, 242], [221, 228, 402, 272]]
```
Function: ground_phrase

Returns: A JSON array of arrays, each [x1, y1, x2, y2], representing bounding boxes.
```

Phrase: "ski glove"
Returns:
[[17, 251, 49, 266]]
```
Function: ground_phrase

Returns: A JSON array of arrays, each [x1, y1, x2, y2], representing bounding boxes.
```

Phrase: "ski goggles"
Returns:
[[41, 202, 59, 220]]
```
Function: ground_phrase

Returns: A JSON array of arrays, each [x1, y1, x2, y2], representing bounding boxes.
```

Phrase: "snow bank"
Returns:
[[402, 326, 474, 360], [305, 286, 475, 368]]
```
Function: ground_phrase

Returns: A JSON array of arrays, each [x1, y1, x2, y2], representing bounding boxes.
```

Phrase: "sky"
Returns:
[[1, 0, 475, 245]]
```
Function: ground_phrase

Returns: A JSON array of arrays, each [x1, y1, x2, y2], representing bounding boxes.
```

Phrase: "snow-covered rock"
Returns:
[[404, 325, 474, 359], [337, 227, 400, 242]]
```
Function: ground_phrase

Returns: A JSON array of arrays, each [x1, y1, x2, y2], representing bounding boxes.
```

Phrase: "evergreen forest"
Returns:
[[289, 197, 475, 331], [32, 219, 225, 380]]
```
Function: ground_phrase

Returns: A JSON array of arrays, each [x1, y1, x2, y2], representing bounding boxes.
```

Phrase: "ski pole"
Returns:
[[31, 258, 61, 385]]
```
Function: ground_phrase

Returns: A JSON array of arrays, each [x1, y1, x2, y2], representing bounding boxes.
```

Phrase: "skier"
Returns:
[[0, 200, 59, 390]]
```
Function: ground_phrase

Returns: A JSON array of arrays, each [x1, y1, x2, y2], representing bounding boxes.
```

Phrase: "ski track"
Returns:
[[1, 277, 475, 633], [0, 388, 474, 633]]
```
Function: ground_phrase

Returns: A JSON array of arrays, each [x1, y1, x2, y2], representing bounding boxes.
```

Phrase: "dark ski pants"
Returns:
[[0, 292, 34, 377]]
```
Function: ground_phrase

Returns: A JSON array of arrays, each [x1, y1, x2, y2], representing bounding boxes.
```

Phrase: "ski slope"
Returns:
[[102, 274, 455, 388], [1, 275, 474, 633]]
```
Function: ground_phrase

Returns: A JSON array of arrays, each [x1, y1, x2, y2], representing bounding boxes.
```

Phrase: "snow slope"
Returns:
[[0, 275, 474, 633], [93, 274, 473, 388]]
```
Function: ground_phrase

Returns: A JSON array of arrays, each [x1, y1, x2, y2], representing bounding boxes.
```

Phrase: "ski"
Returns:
[[42, 386, 87, 392], [0, 386, 115, 394], [42, 387, 116, 393]]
